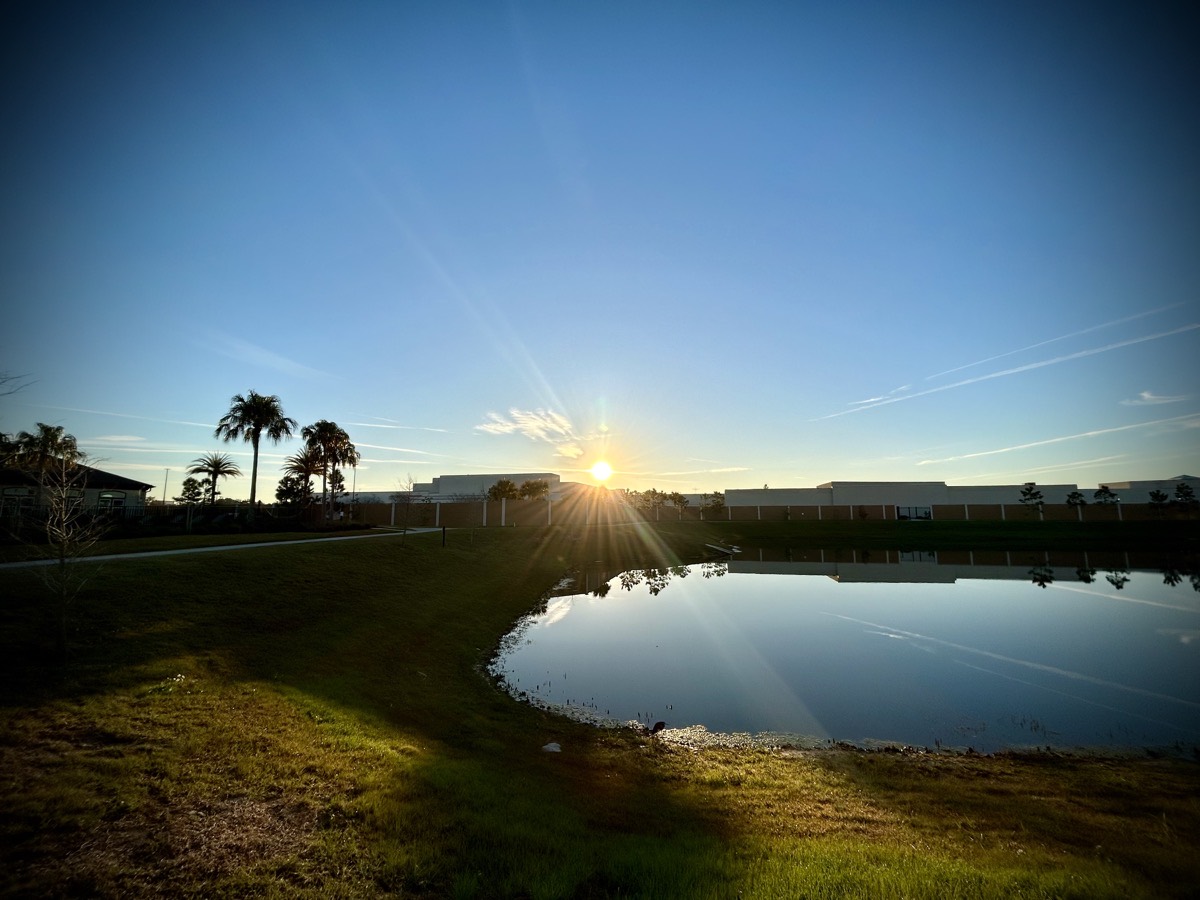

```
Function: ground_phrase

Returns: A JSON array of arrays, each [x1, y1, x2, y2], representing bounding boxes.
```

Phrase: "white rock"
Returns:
[[542, 742, 562, 752]]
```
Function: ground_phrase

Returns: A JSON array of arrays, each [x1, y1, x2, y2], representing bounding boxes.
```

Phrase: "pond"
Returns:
[[491, 550, 1200, 753]]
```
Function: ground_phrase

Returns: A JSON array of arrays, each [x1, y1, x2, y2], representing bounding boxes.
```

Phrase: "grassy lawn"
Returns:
[[1, 522, 1197, 897]]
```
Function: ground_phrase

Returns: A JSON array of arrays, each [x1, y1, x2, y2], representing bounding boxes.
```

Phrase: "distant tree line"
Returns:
[[1020, 480, 1197, 517]]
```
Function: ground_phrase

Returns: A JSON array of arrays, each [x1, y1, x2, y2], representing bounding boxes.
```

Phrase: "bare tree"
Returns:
[[7, 424, 109, 662], [33, 452, 110, 660]]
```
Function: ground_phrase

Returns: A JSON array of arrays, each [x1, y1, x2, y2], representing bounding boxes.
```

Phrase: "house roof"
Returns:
[[0, 464, 154, 492]]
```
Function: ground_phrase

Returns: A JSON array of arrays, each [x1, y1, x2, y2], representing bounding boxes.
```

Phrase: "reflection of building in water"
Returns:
[[563, 549, 1196, 594], [727, 547, 1185, 584], [723, 477, 1199, 522]]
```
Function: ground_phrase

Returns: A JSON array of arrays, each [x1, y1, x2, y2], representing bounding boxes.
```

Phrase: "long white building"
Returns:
[[725, 477, 1196, 512]]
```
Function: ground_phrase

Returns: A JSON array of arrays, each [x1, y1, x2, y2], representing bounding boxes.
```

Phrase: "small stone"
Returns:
[[542, 742, 561, 752]]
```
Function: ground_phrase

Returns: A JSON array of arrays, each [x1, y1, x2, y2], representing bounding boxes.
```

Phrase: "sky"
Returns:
[[2, 1, 1198, 501]]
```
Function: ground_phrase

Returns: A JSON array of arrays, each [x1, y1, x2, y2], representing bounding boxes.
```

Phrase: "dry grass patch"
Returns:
[[0, 667, 420, 898]]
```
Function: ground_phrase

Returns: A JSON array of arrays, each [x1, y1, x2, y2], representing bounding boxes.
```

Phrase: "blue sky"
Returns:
[[2, 1, 1197, 500]]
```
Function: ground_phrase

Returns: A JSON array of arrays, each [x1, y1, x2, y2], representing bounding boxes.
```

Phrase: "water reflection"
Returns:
[[494, 548, 1200, 754], [562, 548, 1199, 599]]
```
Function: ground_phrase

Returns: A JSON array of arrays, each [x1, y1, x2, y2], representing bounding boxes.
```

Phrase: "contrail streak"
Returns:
[[815, 324, 1199, 420], [924, 303, 1185, 380], [32, 405, 214, 429], [916, 414, 1199, 465]]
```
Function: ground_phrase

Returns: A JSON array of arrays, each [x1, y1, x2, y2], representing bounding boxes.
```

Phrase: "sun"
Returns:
[[589, 460, 613, 482]]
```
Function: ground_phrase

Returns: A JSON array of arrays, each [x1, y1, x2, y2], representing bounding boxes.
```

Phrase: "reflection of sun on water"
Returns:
[[590, 461, 613, 482]]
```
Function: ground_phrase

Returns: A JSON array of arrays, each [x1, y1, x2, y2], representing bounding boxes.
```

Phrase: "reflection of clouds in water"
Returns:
[[1158, 629, 1200, 645], [826, 612, 1200, 711], [1048, 583, 1200, 615], [540, 598, 574, 627], [951, 659, 1194, 736]]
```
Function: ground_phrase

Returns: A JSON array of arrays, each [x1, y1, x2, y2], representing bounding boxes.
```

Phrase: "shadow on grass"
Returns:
[[5, 523, 1200, 897], [0, 528, 744, 896]]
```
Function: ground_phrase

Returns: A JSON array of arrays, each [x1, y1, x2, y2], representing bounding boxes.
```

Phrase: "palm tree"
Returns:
[[187, 453, 242, 506], [11, 423, 84, 507], [282, 446, 323, 507], [300, 420, 360, 520], [215, 391, 297, 523], [12, 423, 82, 473]]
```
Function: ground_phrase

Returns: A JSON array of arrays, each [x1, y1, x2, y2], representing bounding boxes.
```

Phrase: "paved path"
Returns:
[[0, 528, 442, 570]]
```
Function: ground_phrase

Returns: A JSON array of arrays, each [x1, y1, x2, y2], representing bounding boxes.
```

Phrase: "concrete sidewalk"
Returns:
[[0, 528, 441, 570]]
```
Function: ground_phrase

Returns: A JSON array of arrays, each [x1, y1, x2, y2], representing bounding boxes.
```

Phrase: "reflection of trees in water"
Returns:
[[583, 563, 727, 597], [1034, 564, 1200, 591], [1028, 566, 1054, 588], [1105, 569, 1131, 590], [580, 553, 1199, 596], [1161, 568, 1200, 592], [614, 564, 701, 596]]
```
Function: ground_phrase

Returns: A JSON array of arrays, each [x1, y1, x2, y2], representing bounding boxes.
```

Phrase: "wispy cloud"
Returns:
[[916, 414, 1200, 466], [955, 456, 1129, 483], [198, 331, 329, 379], [354, 442, 447, 457], [89, 434, 146, 443], [657, 466, 752, 477], [476, 408, 609, 461], [34, 405, 214, 429], [1120, 391, 1188, 406], [477, 408, 577, 443], [924, 303, 1185, 381], [347, 417, 448, 433], [817, 324, 1200, 420]]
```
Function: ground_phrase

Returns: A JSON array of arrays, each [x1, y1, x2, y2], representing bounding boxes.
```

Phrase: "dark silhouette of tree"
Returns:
[[1065, 491, 1087, 507], [1174, 481, 1197, 508], [282, 446, 323, 507], [487, 478, 519, 501], [1019, 482, 1044, 517], [1093, 485, 1119, 504], [701, 491, 726, 518], [186, 453, 242, 506], [174, 477, 204, 505], [1148, 490, 1169, 519], [215, 391, 297, 523], [301, 420, 359, 520], [9, 424, 82, 505], [518, 479, 550, 500], [275, 474, 310, 507]]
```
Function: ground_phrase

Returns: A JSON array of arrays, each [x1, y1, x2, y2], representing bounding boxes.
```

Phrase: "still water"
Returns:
[[492, 553, 1200, 753]]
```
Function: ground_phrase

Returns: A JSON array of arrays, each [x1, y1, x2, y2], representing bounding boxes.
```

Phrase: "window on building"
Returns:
[[1, 488, 34, 516], [896, 506, 932, 520], [899, 550, 938, 562], [98, 491, 126, 510]]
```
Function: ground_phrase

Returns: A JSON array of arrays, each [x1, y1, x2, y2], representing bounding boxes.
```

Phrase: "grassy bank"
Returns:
[[2, 524, 1197, 897]]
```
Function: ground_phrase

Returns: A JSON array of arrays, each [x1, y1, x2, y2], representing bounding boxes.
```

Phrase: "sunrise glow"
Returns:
[[590, 461, 613, 482]]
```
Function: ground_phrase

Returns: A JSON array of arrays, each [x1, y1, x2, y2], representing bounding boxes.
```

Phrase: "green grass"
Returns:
[[2, 523, 1198, 897]]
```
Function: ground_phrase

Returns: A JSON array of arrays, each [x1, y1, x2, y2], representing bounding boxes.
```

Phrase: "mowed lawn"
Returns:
[[1, 522, 1198, 898]]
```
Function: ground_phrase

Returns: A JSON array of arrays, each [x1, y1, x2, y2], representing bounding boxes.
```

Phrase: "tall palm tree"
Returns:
[[12, 423, 84, 507], [300, 420, 360, 520], [187, 453, 242, 506], [12, 423, 82, 473], [282, 446, 323, 507], [214, 391, 297, 523]]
